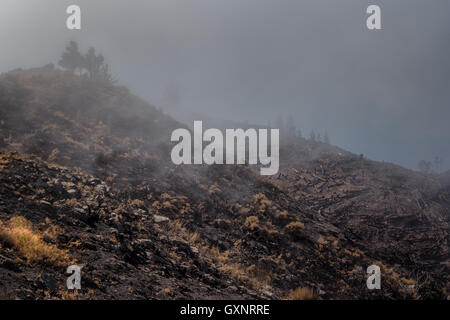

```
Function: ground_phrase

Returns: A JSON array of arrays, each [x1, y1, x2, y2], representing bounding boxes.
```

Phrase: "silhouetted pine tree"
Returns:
[[324, 131, 330, 144], [59, 41, 83, 75]]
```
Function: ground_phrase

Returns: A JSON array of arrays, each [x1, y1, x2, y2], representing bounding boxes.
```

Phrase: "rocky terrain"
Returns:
[[0, 66, 448, 299]]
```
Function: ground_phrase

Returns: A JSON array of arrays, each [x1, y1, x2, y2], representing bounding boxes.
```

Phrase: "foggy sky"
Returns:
[[1, 0, 450, 171]]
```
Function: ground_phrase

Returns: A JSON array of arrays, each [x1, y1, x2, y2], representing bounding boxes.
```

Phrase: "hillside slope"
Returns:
[[0, 66, 448, 299]]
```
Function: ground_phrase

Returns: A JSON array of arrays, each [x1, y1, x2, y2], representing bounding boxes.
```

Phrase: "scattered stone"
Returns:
[[94, 184, 106, 193], [190, 246, 199, 255], [153, 215, 169, 223], [134, 209, 147, 216], [74, 207, 86, 214]]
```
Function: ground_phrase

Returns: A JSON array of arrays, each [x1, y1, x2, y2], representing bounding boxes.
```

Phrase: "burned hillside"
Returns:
[[0, 67, 448, 300]]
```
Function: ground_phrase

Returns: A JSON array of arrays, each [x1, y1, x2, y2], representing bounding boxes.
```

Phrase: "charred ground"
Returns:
[[0, 67, 448, 299]]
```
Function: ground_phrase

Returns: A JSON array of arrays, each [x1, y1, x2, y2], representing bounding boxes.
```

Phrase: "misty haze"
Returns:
[[0, 0, 449, 303], [1, 0, 449, 171]]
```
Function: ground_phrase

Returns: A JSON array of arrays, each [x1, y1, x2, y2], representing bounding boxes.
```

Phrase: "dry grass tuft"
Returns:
[[247, 264, 272, 286], [288, 287, 317, 300], [0, 216, 69, 266], [252, 193, 273, 213], [285, 221, 305, 232], [244, 216, 259, 231], [219, 263, 247, 282], [0, 154, 9, 171]]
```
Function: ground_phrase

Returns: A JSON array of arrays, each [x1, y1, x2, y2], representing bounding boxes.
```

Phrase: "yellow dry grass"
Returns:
[[0, 216, 69, 266], [0, 154, 9, 171], [285, 221, 305, 232], [288, 287, 317, 300]]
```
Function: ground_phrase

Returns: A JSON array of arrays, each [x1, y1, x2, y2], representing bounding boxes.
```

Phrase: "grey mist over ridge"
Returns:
[[1, 0, 449, 171]]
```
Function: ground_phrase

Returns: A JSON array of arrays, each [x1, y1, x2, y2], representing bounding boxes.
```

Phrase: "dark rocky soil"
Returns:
[[0, 67, 448, 299]]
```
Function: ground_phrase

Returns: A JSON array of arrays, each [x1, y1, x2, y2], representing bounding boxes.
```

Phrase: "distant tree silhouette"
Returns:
[[285, 116, 296, 143], [324, 131, 330, 144], [433, 156, 442, 173], [59, 42, 116, 83], [418, 157, 443, 174], [309, 130, 316, 141], [97, 62, 116, 83], [84, 47, 104, 79], [418, 160, 432, 174], [275, 115, 284, 132], [59, 41, 83, 75]]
